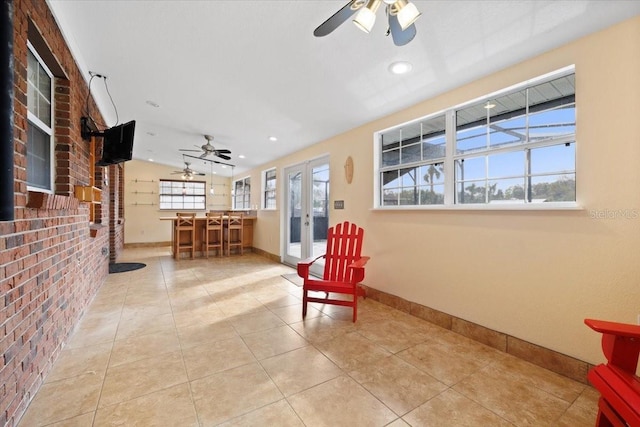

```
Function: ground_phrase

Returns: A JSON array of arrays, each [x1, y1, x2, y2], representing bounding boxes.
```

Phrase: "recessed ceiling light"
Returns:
[[148, 158, 154, 162], [238, 155, 246, 159], [268, 136, 278, 142], [388, 61, 412, 75], [145, 100, 160, 108]]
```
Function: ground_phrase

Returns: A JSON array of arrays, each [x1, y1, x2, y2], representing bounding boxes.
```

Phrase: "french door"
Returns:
[[282, 156, 330, 275]]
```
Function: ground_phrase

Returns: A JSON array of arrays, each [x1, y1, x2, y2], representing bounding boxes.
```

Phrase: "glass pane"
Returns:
[[529, 104, 575, 142], [530, 143, 575, 175], [457, 181, 487, 204], [489, 116, 526, 148], [27, 124, 51, 190], [419, 115, 446, 161], [530, 174, 575, 202], [38, 66, 51, 99], [456, 125, 486, 154], [382, 149, 400, 167], [419, 184, 444, 205], [382, 170, 400, 189], [27, 51, 38, 85], [487, 151, 524, 178], [381, 128, 401, 150], [422, 134, 446, 161], [265, 191, 276, 209], [38, 95, 52, 127], [399, 188, 419, 205], [455, 157, 485, 181], [400, 167, 418, 187], [27, 82, 37, 117], [311, 163, 329, 260], [419, 164, 444, 185], [401, 142, 421, 164], [382, 188, 399, 206], [288, 170, 302, 250], [488, 178, 525, 203]]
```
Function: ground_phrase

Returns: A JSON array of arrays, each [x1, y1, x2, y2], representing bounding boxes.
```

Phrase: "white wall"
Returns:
[[124, 160, 230, 244], [235, 17, 640, 364]]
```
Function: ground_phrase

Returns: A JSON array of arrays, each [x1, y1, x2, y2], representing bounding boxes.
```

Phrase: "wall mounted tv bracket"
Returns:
[[81, 116, 104, 141]]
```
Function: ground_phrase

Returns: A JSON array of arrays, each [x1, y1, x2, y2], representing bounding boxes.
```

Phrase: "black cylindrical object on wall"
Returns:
[[0, 0, 15, 221]]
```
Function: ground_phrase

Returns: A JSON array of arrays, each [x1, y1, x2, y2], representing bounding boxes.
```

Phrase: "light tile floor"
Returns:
[[18, 247, 599, 426]]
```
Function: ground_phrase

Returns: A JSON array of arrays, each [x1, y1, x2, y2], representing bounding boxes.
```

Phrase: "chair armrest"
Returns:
[[347, 256, 370, 284], [585, 319, 640, 339], [348, 256, 370, 270], [585, 318, 640, 373], [297, 254, 325, 279]]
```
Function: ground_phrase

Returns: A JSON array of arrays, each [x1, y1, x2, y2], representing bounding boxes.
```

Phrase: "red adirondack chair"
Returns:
[[297, 221, 369, 322], [584, 318, 640, 427]]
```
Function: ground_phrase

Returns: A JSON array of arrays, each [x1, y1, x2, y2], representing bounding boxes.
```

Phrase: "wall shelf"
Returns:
[[74, 185, 102, 204]]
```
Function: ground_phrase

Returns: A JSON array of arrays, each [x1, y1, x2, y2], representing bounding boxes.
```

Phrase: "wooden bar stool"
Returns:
[[175, 212, 196, 259], [226, 213, 244, 256], [203, 211, 224, 258]]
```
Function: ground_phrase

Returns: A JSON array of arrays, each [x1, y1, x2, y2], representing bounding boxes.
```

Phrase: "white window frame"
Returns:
[[374, 66, 579, 211], [158, 179, 206, 210], [262, 168, 276, 210], [26, 42, 54, 193], [232, 176, 251, 210]]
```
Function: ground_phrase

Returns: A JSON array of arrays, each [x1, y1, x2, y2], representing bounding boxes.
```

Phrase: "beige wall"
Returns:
[[236, 16, 640, 364], [124, 160, 230, 244]]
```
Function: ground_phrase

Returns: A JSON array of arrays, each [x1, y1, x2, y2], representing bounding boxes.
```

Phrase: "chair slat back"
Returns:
[[206, 211, 224, 228], [176, 212, 195, 228], [227, 213, 244, 228], [323, 221, 364, 282]]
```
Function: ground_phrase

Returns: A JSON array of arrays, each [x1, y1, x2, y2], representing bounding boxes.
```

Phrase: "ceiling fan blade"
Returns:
[[196, 172, 206, 176], [388, 13, 416, 46], [179, 149, 202, 152], [216, 149, 231, 154], [314, 0, 364, 37], [199, 152, 210, 158], [216, 154, 232, 161]]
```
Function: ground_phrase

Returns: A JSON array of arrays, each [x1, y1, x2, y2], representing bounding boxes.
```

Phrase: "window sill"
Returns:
[[26, 191, 78, 210], [372, 202, 582, 212], [89, 223, 105, 238]]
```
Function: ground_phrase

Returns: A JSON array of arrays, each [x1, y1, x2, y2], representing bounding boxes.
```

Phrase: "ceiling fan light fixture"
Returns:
[[353, 0, 382, 33], [395, 0, 421, 31]]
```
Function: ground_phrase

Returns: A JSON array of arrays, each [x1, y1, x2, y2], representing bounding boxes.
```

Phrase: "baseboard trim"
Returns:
[[361, 285, 592, 384], [252, 247, 280, 263], [124, 241, 171, 248]]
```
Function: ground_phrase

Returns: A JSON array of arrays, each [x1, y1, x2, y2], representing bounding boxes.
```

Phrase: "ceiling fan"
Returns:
[[314, 0, 421, 46], [171, 161, 205, 180], [179, 134, 232, 161]]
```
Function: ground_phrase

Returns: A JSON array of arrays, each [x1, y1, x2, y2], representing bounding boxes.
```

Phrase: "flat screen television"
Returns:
[[96, 120, 136, 166]]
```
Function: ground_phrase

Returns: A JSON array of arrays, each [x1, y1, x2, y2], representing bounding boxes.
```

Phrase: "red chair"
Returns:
[[584, 318, 640, 427], [297, 221, 370, 322]]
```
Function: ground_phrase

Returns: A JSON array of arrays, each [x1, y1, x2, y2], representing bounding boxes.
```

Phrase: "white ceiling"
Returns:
[[47, 0, 640, 177]]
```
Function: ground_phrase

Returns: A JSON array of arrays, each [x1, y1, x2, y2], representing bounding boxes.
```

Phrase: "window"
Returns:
[[262, 168, 276, 210], [233, 177, 251, 210], [376, 68, 576, 208], [27, 44, 54, 192], [381, 114, 446, 206], [159, 179, 206, 210]]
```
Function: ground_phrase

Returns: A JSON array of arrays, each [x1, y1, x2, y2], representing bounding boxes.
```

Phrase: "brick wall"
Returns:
[[0, 1, 113, 426]]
